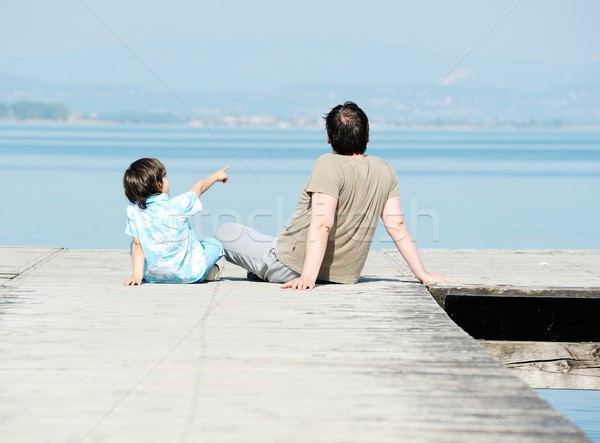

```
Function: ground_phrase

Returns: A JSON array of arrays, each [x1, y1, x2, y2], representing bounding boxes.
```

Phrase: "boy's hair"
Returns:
[[123, 158, 166, 209], [324, 101, 370, 156]]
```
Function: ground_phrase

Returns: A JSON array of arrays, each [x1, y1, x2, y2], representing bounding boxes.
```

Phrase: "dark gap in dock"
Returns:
[[428, 288, 600, 342]]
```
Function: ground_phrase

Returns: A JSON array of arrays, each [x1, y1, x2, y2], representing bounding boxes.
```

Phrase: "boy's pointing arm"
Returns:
[[191, 166, 229, 197]]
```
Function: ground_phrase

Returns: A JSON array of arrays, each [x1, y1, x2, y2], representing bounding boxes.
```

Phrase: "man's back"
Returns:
[[276, 153, 399, 283]]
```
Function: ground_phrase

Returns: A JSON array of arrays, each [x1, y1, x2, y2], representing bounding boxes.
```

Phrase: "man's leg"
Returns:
[[215, 223, 298, 283]]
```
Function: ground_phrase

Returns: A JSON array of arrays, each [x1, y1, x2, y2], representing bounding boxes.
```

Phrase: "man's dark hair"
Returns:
[[324, 101, 369, 155], [123, 158, 166, 209]]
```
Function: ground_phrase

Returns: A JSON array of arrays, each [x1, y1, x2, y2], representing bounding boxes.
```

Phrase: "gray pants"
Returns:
[[215, 223, 300, 283]]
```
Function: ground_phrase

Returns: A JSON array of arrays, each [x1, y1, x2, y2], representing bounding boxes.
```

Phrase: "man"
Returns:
[[215, 101, 454, 289]]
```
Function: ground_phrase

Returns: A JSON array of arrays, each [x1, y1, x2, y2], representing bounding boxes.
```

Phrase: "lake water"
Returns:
[[1, 124, 599, 439], [1, 124, 599, 250]]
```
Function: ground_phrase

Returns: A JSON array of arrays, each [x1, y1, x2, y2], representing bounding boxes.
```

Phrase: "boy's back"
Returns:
[[122, 158, 228, 286], [126, 191, 207, 283]]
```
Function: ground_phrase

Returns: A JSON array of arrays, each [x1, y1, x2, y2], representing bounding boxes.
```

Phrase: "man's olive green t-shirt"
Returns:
[[275, 153, 400, 284]]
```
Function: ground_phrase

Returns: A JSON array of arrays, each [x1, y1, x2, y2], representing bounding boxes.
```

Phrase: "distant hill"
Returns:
[[1, 74, 598, 127]]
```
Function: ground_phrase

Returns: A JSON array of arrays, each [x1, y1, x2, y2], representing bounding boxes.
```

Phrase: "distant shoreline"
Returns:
[[2, 118, 600, 132]]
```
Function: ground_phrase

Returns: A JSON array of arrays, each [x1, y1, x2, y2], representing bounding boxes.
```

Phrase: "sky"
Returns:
[[1, 0, 599, 93]]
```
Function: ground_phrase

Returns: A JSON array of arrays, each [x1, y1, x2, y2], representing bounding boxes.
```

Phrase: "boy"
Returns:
[[123, 158, 228, 285]]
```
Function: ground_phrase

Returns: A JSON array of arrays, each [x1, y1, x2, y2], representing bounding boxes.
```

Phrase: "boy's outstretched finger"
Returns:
[[220, 166, 230, 183]]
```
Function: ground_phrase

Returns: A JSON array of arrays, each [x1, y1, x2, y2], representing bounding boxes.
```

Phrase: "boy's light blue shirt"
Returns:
[[125, 191, 207, 283]]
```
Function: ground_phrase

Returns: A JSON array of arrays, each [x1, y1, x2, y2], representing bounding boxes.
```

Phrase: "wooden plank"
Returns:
[[482, 340, 600, 390], [415, 250, 600, 390], [0, 248, 589, 442], [0, 247, 62, 281], [385, 249, 600, 291], [428, 286, 600, 310]]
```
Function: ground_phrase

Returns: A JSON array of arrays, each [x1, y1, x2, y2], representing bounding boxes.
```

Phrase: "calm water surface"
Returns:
[[1, 124, 599, 440], [1, 125, 599, 250]]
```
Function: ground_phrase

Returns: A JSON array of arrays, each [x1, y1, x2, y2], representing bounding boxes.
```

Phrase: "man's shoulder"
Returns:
[[317, 153, 391, 164], [312, 153, 396, 175], [315, 152, 337, 163], [366, 155, 391, 166], [367, 155, 396, 174], [314, 153, 357, 167], [311, 153, 342, 174]]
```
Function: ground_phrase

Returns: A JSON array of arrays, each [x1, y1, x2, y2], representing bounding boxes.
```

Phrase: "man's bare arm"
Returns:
[[382, 196, 456, 284]]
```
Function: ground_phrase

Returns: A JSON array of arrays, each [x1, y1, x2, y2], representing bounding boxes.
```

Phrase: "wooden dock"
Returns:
[[0, 247, 593, 442], [410, 250, 600, 391]]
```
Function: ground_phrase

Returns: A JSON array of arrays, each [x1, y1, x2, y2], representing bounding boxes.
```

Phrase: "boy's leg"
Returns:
[[215, 223, 299, 283], [198, 237, 224, 282]]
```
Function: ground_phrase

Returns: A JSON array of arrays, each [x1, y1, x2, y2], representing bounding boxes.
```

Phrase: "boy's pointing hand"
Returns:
[[191, 167, 229, 197], [216, 166, 229, 184]]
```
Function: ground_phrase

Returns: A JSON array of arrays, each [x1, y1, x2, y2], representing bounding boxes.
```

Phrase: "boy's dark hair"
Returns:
[[324, 101, 370, 155], [123, 158, 166, 209]]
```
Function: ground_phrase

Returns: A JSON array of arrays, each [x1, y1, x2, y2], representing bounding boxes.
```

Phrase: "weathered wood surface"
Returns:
[[387, 249, 600, 308], [390, 249, 600, 392], [0, 246, 60, 281], [391, 249, 600, 293], [428, 286, 600, 310], [482, 341, 600, 390], [0, 248, 589, 442]]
